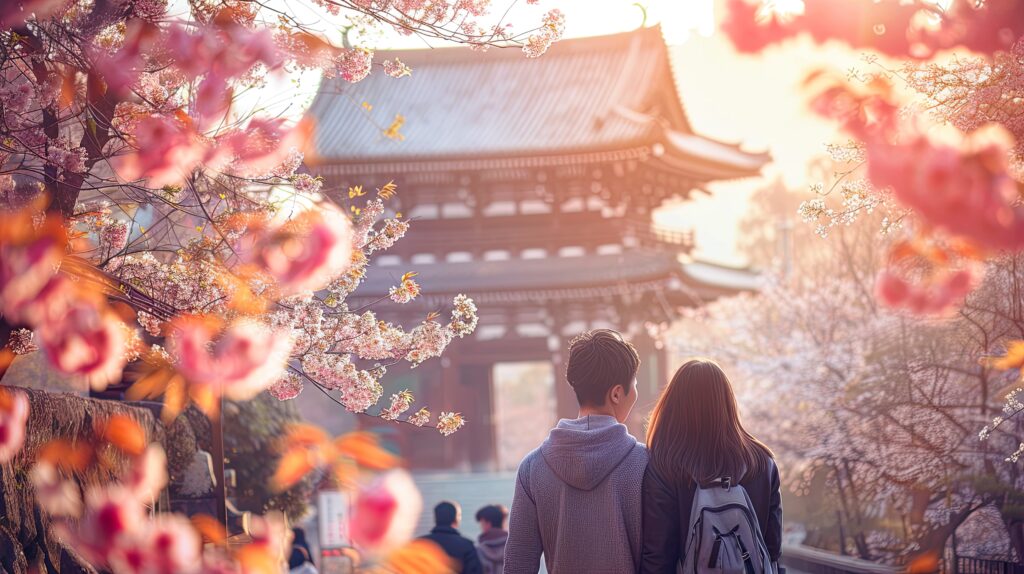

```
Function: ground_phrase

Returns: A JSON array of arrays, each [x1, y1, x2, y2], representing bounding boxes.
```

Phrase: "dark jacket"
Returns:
[[641, 458, 783, 574], [476, 529, 508, 574], [420, 525, 483, 574]]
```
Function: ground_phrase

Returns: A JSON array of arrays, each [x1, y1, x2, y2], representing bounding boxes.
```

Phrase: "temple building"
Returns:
[[308, 25, 767, 471]]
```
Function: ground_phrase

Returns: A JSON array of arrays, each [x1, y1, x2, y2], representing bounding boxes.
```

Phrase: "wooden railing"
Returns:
[[781, 544, 902, 574], [956, 556, 1024, 574], [781, 546, 1023, 574]]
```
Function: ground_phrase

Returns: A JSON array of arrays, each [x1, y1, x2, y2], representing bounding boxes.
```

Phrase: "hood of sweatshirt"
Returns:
[[539, 414, 640, 491], [477, 530, 507, 562]]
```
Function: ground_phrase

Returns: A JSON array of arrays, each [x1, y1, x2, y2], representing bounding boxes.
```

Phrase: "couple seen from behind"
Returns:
[[500, 328, 783, 574]]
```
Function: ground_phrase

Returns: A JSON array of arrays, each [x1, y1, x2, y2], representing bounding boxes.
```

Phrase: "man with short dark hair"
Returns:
[[505, 328, 648, 573], [420, 501, 482, 574], [474, 504, 508, 574]]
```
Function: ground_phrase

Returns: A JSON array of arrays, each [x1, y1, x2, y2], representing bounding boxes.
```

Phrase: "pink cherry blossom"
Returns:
[[215, 118, 314, 178], [0, 223, 66, 324], [107, 514, 202, 574], [0, 389, 29, 463], [875, 267, 978, 316], [122, 445, 169, 502], [865, 125, 1024, 252], [722, 0, 1024, 59], [37, 299, 128, 390], [113, 116, 208, 188], [388, 274, 420, 303], [350, 469, 422, 554], [267, 373, 304, 401], [92, 22, 163, 94], [240, 206, 353, 295], [337, 49, 373, 83], [72, 486, 148, 565], [379, 390, 413, 421], [31, 461, 83, 516], [812, 82, 1024, 252], [168, 316, 293, 401]]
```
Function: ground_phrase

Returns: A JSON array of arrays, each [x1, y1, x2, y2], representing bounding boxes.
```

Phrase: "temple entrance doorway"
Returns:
[[492, 361, 557, 471]]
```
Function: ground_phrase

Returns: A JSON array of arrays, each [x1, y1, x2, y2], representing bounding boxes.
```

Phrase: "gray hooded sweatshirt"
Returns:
[[504, 415, 648, 574]]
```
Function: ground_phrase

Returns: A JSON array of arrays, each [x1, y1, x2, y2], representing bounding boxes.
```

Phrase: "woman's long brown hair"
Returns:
[[646, 358, 773, 485]]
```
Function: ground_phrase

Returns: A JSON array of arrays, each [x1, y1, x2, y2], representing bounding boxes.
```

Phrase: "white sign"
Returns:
[[317, 490, 351, 549]]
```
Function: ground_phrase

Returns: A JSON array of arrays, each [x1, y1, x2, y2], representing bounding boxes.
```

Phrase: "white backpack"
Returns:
[[682, 476, 775, 574]]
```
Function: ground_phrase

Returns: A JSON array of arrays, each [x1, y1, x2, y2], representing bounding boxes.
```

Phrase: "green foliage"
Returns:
[[223, 394, 315, 521]]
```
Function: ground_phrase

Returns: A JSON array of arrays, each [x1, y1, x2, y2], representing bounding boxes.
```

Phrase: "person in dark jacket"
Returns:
[[474, 504, 509, 574], [420, 501, 482, 574], [642, 359, 783, 574]]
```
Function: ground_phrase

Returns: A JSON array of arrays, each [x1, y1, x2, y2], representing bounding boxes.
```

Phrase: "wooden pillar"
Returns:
[[551, 311, 577, 421], [211, 396, 229, 535]]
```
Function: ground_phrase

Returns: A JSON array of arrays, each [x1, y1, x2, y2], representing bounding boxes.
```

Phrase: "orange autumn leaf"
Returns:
[[378, 540, 456, 574], [161, 375, 190, 423], [191, 514, 227, 545], [215, 272, 267, 315], [100, 414, 146, 456], [990, 340, 1024, 372], [907, 552, 940, 574], [234, 546, 279, 574], [37, 439, 95, 472], [271, 448, 318, 492], [126, 363, 176, 401], [282, 423, 330, 448], [188, 381, 219, 421], [334, 432, 400, 471], [0, 348, 15, 379]]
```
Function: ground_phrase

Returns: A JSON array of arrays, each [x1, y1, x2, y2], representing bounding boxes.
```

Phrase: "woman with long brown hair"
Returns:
[[642, 358, 782, 574]]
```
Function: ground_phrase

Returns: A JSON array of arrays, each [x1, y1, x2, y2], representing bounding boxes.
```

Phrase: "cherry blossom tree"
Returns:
[[0, 0, 564, 570], [675, 201, 1024, 560], [721, 4, 1024, 545]]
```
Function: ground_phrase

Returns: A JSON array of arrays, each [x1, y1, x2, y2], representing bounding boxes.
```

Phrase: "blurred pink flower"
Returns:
[[168, 316, 292, 401], [867, 125, 1024, 252], [721, 0, 1024, 58], [350, 469, 422, 555], [240, 207, 353, 295], [875, 267, 978, 315], [0, 389, 29, 463], [73, 486, 148, 565], [38, 299, 128, 390], [0, 228, 65, 324], [113, 116, 207, 188], [31, 461, 82, 516], [167, 23, 280, 80], [91, 22, 162, 94], [813, 81, 1024, 252], [122, 444, 168, 502], [108, 514, 202, 574], [215, 117, 314, 177]]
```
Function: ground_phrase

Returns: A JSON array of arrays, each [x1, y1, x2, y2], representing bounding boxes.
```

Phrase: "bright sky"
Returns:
[[242, 0, 858, 267]]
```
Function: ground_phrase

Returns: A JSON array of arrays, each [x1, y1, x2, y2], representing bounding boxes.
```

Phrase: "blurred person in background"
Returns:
[[505, 329, 648, 573], [474, 504, 509, 574], [420, 500, 482, 574]]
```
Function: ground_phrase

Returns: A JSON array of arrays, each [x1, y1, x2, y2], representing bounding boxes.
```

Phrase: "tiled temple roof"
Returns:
[[308, 26, 768, 179]]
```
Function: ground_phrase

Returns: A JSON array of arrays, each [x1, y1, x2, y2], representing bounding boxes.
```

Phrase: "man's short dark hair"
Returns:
[[475, 504, 508, 529], [434, 500, 459, 527], [565, 329, 640, 407]]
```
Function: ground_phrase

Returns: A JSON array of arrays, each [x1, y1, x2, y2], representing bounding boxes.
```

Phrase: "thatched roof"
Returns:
[[0, 386, 200, 574]]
